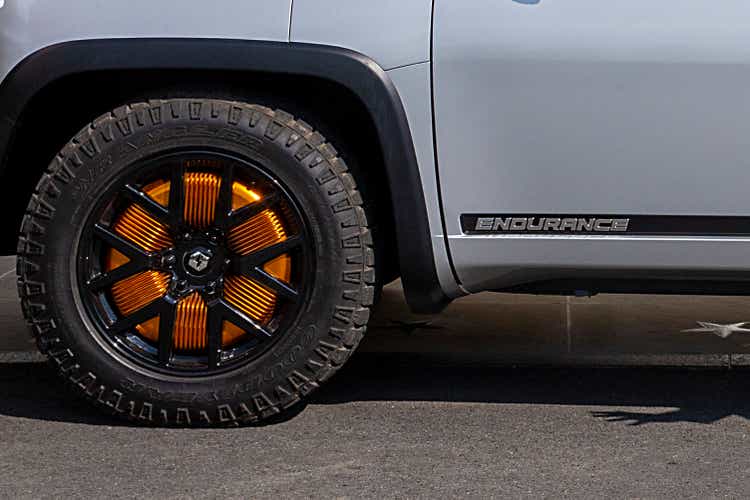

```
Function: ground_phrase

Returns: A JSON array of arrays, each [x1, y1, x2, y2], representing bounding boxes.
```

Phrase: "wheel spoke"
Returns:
[[86, 261, 147, 291], [214, 164, 234, 229], [90, 223, 158, 289], [228, 191, 281, 227], [122, 184, 170, 225], [93, 223, 149, 259], [248, 268, 300, 302], [106, 296, 169, 335], [206, 299, 225, 368], [168, 163, 185, 228], [157, 297, 177, 365], [234, 234, 303, 270], [219, 299, 272, 338]]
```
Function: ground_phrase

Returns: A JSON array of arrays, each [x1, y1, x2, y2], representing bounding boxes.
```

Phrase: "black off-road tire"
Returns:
[[17, 98, 374, 426]]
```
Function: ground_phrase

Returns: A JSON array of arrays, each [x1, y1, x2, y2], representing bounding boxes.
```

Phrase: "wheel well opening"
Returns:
[[2, 69, 399, 282]]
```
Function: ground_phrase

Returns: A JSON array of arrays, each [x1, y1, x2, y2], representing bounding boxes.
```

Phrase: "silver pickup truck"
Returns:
[[1, 0, 748, 425]]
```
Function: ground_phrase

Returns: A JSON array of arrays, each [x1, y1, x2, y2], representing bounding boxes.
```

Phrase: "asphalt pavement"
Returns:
[[2, 255, 750, 498]]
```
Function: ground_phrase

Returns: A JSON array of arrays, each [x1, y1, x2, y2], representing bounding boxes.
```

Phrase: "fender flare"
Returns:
[[0, 38, 450, 312]]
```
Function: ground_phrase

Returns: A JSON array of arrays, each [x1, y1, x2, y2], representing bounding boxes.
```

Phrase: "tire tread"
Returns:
[[17, 99, 375, 426]]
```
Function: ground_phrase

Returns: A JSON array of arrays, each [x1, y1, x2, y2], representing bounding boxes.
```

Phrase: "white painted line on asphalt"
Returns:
[[0, 351, 45, 363]]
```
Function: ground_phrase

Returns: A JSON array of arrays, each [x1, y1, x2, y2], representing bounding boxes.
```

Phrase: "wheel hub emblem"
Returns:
[[186, 248, 213, 274]]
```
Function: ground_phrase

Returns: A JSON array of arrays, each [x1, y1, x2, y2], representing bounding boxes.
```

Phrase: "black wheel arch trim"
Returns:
[[0, 38, 451, 313]]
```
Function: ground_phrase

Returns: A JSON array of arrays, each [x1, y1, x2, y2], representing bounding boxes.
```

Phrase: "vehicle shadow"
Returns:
[[315, 353, 750, 426], [0, 353, 748, 426]]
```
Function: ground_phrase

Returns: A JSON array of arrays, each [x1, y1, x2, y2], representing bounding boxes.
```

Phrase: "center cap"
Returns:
[[185, 247, 213, 274]]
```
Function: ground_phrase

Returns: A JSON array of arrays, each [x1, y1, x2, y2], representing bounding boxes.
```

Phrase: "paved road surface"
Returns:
[[2, 358, 750, 498], [2, 253, 750, 498]]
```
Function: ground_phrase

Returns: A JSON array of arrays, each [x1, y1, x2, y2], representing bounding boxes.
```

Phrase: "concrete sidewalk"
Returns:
[[4, 253, 750, 365]]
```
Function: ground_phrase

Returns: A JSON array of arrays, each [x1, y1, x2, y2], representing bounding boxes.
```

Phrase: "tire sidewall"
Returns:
[[24, 100, 371, 424]]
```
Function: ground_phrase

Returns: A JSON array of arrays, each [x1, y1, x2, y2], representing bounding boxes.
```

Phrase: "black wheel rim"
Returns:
[[76, 150, 314, 376]]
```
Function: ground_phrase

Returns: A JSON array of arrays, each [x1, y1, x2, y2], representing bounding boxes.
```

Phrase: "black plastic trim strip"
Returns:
[[428, 0, 463, 293], [0, 38, 451, 313], [461, 213, 750, 236]]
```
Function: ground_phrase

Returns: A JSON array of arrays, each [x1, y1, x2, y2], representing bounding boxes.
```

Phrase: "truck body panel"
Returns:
[[433, 0, 750, 291]]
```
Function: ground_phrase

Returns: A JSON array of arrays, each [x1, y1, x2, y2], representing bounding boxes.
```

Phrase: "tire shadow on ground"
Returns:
[[1, 352, 749, 426]]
